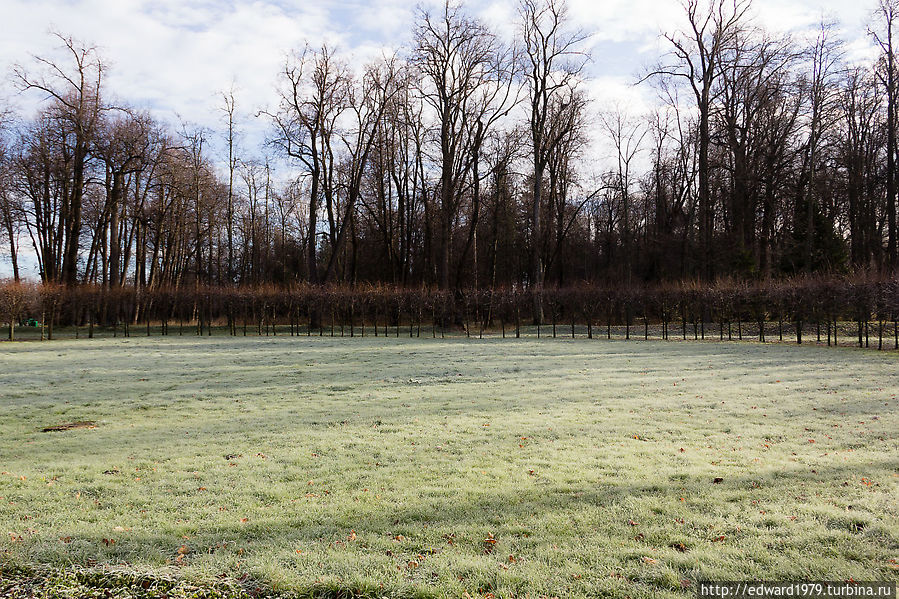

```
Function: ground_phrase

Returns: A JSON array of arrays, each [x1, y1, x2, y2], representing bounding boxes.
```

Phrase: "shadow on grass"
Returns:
[[9, 458, 893, 597]]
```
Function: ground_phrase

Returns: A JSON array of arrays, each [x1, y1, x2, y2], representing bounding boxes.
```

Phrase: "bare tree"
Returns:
[[95, 110, 156, 287], [266, 45, 349, 285], [359, 67, 427, 284], [239, 159, 265, 283], [0, 119, 22, 282], [645, 0, 751, 281], [520, 0, 588, 320], [839, 67, 883, 269], [871, 0, 899, 270], [797, 21, 843, 272], [222, 86, 240, 285], [14, 33, 107, 285], [601, 105, 647, 282], [322, 56, 403, 283], [715, 28, 798, 272], [413, 2, 518, 289]]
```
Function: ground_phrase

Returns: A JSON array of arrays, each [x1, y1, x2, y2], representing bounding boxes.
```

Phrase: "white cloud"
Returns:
[[0, 0, 884, 160]]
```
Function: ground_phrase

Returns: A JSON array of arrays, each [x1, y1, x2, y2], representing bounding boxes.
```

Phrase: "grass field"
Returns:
[[0, 336, 897, 598]]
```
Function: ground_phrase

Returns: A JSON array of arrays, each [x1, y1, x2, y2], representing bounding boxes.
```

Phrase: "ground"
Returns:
[[0, 335, 897, 598]]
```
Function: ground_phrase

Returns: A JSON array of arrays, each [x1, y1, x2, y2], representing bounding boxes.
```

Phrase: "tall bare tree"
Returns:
[[95, 111, 156, 287], [601, 106, 647, 282], [266, 45, 348, 285], [871, 0, 899, 270], [797, 21, 843, 271], [222, 87, 239, 285], [645, 0, 750, 281], [413, 2, 518, 289], [14, 33, 106, 285], [520, 0, 588, 320], [322, 56, 403, 283], [0, 116, 21, 282], [839, 67, 883, 269]]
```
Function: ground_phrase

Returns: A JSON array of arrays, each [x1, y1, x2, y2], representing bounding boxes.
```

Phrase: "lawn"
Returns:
[[0, 336, 897, 598]]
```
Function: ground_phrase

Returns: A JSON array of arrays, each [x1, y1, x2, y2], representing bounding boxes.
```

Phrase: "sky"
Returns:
[[0, 0, 880, 150], [0, 0, 886, 278]]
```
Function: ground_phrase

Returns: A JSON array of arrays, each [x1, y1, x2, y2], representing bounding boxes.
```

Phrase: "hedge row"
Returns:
[[1, 277, 898, 347]]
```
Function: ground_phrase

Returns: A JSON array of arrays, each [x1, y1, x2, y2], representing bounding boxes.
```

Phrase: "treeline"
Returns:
[[2, 278, 898, 349], [3, 1, 899, 297]]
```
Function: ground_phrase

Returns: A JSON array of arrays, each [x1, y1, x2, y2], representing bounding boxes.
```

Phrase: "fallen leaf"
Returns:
[[483, 533, 497, 554]]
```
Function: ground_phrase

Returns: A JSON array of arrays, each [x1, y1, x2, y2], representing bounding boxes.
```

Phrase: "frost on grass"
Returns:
[[0, 337, 897, 598]]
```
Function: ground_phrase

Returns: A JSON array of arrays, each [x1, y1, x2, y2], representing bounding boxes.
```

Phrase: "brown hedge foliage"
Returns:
[[2, 276, 898, 348]]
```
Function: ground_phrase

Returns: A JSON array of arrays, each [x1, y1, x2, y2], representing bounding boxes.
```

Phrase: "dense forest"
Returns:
[[2, 0, 899, 299]]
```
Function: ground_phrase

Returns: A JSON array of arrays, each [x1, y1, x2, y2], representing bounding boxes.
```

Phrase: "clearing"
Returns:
[[0, 336, 897, 597]]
